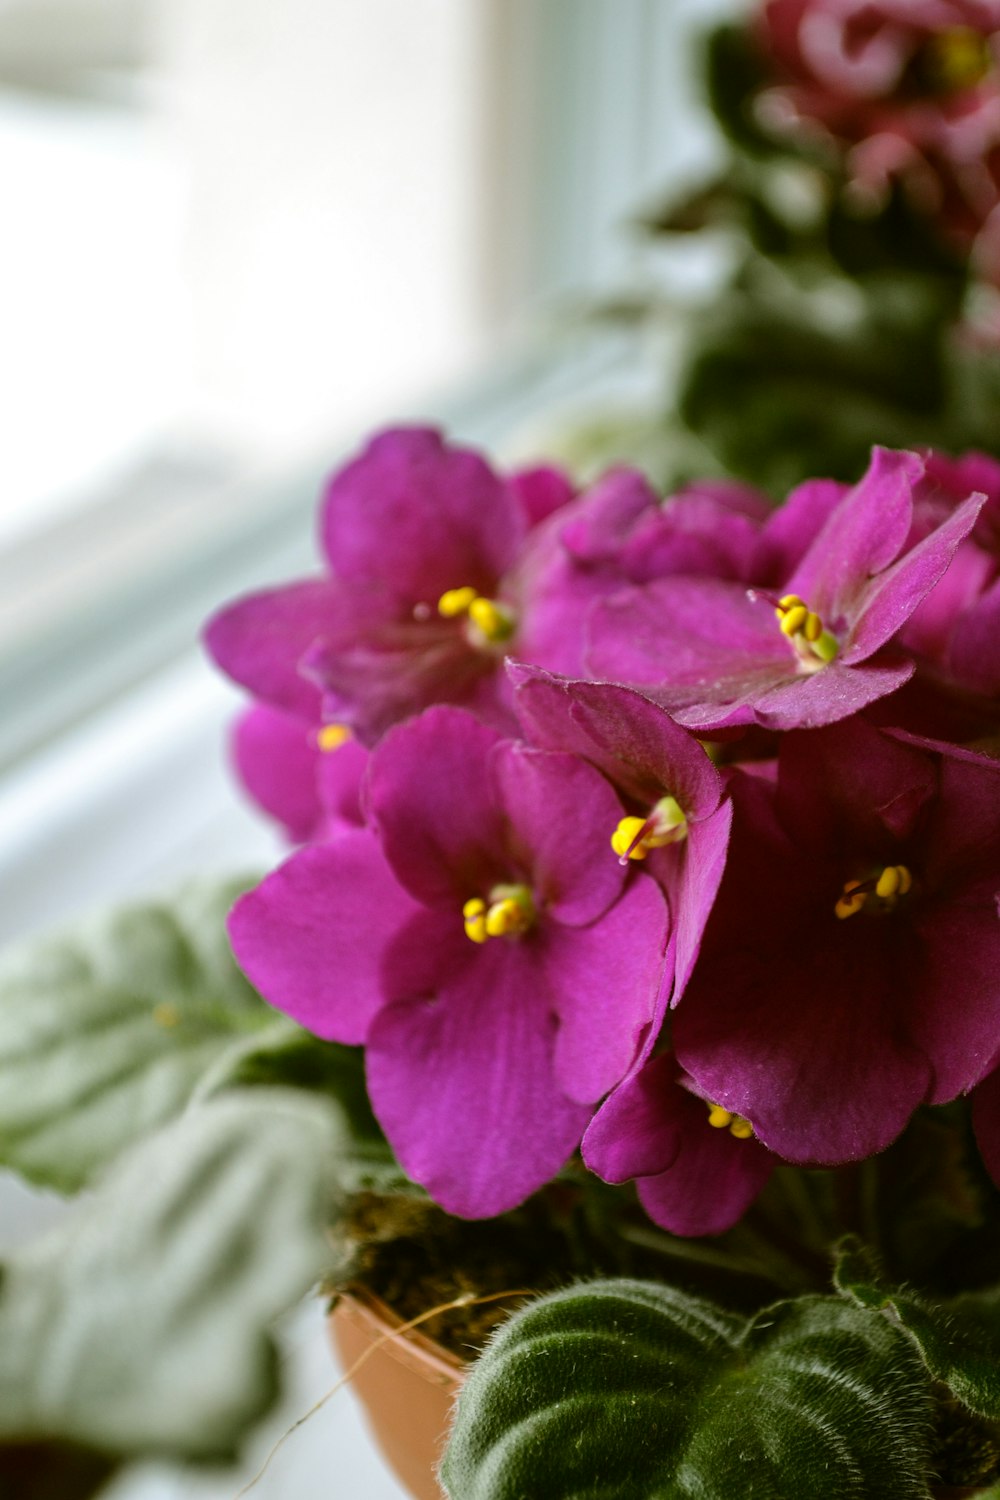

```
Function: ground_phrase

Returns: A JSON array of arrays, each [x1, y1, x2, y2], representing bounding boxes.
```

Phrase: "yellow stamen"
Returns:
[[467, 596, 515, 644], [923, 28, 992, 94], [463, 897, 488, 944], [611, 816, 650, 861], [610, 796, 688, 863], [707, 1105, 733, 1130], [438, 585, 477, 618], [729, 1116, 754, 1140], [836, 865, 913, 920], [316, 723, 351, 753], [463, 885, 534, 944], [774, 593, 838, 667]]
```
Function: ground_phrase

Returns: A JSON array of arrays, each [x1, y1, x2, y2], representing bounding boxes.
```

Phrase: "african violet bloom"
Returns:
[[672, 717, 1000, 1166], [205, 427, 574, 748], [228, 707, 669, 1218], [231, 705, 367, 844], [521, 466, 773, 678], [588, 447, 984, 733], [583, 1051, 775, 1237], [509, 665, 732, 1003], [758, 0, 1000, 274], [900, 449, 1000, 705]]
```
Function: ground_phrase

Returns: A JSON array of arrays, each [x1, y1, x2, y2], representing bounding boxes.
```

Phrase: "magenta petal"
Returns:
[[754, 477, 848, 583], [846, 494, 984, 661], [972, 1066, 1000, 1188], [509, 665, 724, 819], [652, 799, 733, 1002], [559, 468, 660, 564], [320, 427, 524, 601], [231, 705, 323, 843], [204, 579, 340, 720], [636, 1112, 774, 1238], [949, 578, 1000, 695], [913, 881, 1000, 1103], [227, 832, 422, 1044], [367, 934, 590, 1217], [583, 1052, 684, 1183], [546, 876, 670, 1104], [315, 736, 368, 831], [492, 743, 627, 926], [509, 464, 575, 527], [588, 577, 790, 695], [786, 447, 924, 614], [366, 707, 508, 908]]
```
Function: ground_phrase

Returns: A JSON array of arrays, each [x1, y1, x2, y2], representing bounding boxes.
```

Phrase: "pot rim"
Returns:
[[330, 1284, 467, 1387]]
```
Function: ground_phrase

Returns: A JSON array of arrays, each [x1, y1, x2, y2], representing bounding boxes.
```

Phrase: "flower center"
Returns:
[[707, 1103, 753, 1140], [316, 723, 351, 752], [462, 884, 535, 944], [610, 796, 688, 863], [835, 864, 913, 921], [920, 28, 992, 94], [437, 586, 515, 646], [775, 594, 839, 671]]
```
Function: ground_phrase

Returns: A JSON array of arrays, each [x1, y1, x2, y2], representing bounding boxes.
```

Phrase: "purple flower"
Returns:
[[672, 718, 1000, 1165], [583, 1051, 775, 1237], [205, 428, 575, 747], [509, 664, 732, 1004], [587, 448, 985, 733], [228, 707, 669, 1218], [231, 705, 367, 844], [519, 468, 773, 678]]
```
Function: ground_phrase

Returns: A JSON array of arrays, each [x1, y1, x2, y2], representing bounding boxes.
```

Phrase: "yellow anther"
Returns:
[[316, 723, 351, 753], [729, 1116, 754, 1140], [611, 816, 650, 861], [779, 604, 809, 638], [610, 797, 688, 864], [463, 897, 488, 944], [463, 886, 534, 944], [836, 865, 913, 920], [467, 596, 514, 643], [438, 585, 477, 618], [484, 898, 523, 937], [707, 1105, 733, 1130], [775, 592, 838, 667], [924, 28, 992, 93]]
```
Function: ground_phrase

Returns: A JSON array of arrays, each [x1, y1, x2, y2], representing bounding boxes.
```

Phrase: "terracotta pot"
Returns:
[[328, 1287, 465, 1500]]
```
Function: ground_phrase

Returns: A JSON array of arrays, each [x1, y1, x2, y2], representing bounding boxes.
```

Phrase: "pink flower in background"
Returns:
[[759, 0, 1000, 273], [230, 705, 367, 843]]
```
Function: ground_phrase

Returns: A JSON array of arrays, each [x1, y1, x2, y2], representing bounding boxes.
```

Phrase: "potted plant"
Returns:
[[4, 6, 1000, 1499]]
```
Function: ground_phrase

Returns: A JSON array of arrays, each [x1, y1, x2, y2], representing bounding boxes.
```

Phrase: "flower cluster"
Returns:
[[206, 426, 1000, 1236], [756, 0, 1000, 279]]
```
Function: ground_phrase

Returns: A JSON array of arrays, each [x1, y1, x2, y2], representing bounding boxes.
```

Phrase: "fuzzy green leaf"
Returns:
[[0, 1091, 337, 1462], [836, 1238, 1000, 1420], [442, 1279, 934, 1499], [0, 878, 275, 1190]]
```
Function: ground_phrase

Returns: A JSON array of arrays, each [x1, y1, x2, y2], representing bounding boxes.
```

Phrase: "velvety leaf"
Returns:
[[0, 1091, 337, 1461], [201, 1024, 407, 1193], [442, 1279, 934, 1499], [836, 1238, 1000, 1420], [0, 878, 273, 1191]]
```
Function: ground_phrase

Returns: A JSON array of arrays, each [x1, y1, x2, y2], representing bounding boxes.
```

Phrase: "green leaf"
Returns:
[[442, 1279, 934, 1499], [0, 877, 275, 1190], [836, 1238, 1000, 1420], [0, 1090, 337, 1461], [201, 1025, 406, 1194]]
